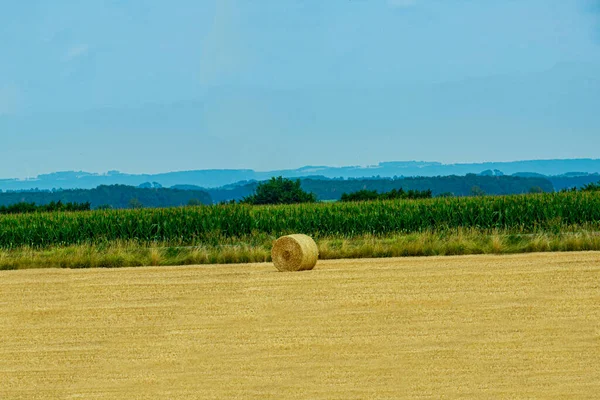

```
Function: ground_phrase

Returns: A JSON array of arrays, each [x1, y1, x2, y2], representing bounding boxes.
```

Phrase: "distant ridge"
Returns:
[[1, 158, 600, 191]]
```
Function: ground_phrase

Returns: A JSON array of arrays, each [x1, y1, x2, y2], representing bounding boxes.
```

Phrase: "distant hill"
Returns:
[[1, 159, 600, 191], [196, 175, 554, 203], [547, 173, 600, 191], [299, 175, 554, 201], [0, 175, 556, 208], [0, 185, 211, 209]]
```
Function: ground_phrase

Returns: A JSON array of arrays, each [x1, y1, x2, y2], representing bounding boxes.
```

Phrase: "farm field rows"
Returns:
[[1, 252, 599, 399], [2, 191, 600, 249]]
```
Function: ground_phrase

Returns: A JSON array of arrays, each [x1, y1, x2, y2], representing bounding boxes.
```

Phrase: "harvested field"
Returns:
[[1, 252, 599, 399]]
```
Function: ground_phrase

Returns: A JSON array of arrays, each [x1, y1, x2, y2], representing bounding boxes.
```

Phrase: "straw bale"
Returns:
[[271, 234, 318, 272]]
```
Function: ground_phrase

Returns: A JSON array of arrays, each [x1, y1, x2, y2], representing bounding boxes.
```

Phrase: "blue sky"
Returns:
[[1, 0, 599, 178]]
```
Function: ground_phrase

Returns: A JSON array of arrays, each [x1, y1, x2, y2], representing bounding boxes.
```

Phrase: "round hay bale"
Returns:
[[271, 234, 318, 272]]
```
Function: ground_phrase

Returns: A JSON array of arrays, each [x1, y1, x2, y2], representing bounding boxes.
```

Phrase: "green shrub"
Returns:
[[241, 176, 316, 205], [341, 188, 432, 202]]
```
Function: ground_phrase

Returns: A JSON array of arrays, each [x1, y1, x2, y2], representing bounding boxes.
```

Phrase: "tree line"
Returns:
[[0, 201, 91, 215], [340, 188, 432, 202], [0, 185, 212, 211], [2, 177, 596, 213], [202, 174, 555, 203], [238, 177, 599, 205]]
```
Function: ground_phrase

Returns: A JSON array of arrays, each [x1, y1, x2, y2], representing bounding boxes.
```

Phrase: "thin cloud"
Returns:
[[0, 84, 22, 115], [586, 0, 600, 41], [387, 0, 417, 8], [198, 0, 247, 86], [65, 44, 90, 61]]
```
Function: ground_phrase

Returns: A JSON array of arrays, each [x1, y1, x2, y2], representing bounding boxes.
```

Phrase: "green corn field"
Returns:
[[1, 192, 600, 249]]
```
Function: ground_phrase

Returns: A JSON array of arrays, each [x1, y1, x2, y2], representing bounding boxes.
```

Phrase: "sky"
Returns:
[[1, 0, 600, 179]]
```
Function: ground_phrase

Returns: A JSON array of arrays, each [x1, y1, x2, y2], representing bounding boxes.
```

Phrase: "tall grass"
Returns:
[[1, 192, 600, 249], [2, 229, 600, 270]]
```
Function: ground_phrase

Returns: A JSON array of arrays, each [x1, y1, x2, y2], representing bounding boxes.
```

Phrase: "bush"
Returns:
[[340, 190, 379, 202], [241, 177, 316, 205], [0, 201, 91, 215], [340, 188, 432, 202], [581, 181, 600, 192]]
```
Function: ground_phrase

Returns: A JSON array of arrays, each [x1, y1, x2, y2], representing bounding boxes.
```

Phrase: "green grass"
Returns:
[[2, 228, 600, 270], [2, 191, 600, 269], [1, 191, 600, 249]]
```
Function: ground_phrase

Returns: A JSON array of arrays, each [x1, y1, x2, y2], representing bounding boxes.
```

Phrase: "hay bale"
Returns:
[[271, 234, 318, 272]]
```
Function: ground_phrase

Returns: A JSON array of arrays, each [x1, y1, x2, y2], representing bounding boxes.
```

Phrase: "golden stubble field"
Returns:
[[1, 252, 599, 399]]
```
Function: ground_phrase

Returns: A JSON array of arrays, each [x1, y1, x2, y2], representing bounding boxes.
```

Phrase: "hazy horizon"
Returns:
[[2, 1, 600, 179], [3, 157, 600, 182]]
